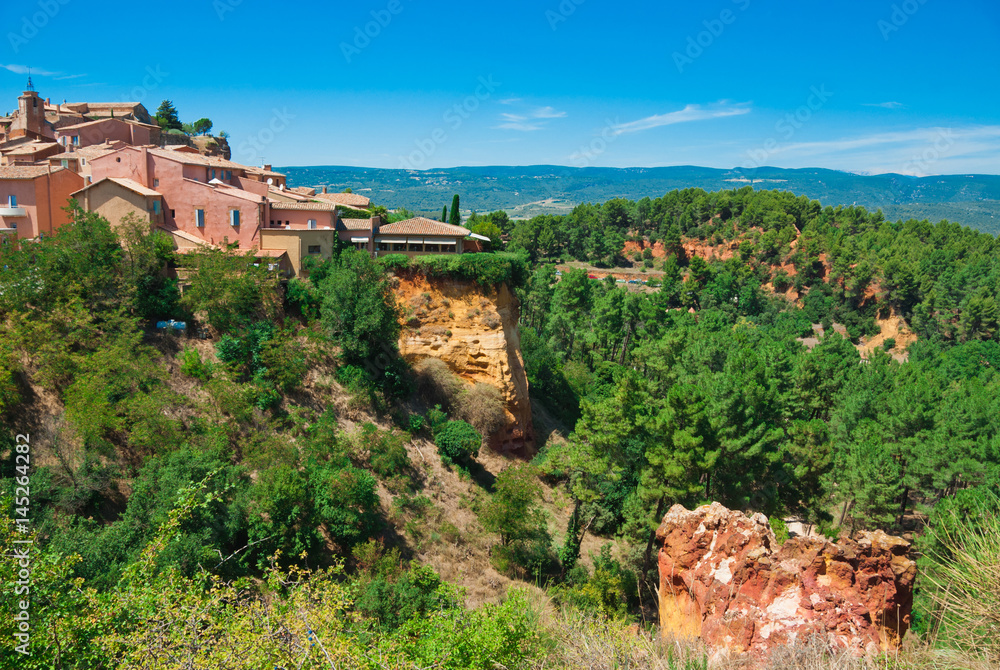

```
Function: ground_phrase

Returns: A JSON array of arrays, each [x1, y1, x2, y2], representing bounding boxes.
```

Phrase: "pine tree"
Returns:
[[155, 100, 182, 132], [449, 195, 461, 226], [441, 206, 448, 222]]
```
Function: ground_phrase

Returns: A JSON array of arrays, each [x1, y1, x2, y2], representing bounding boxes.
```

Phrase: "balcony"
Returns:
[[0, 206, 27, 217]]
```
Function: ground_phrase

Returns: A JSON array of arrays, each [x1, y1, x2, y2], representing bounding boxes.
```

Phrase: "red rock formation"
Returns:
[[656, 503, 916, 657]]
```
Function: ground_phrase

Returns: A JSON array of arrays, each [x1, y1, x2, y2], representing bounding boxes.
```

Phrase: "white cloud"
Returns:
[[863, 101, 905, 109], [496, 121, 544, 132], [495, 104, 567, 132], [55, 73, 87, 81], [612, 102, 752, 136], [1, 64, 60, 76], [499, 97, 523, 105], [759, 126, 1000, 176], [532, 106, 567, 119]]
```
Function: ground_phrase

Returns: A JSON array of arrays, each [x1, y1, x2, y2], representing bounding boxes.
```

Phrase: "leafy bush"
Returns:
[[434, 420, 481, 466], [380, 252, 529, 288], [553, 545, 637, 620], [353, 563, 460, 633], [318, 249, 401, 364], [180, 346, 212, 381]]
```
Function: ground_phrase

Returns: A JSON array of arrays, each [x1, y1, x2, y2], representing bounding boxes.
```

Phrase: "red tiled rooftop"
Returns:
[[339, 218, 373, 231], [377, 217, 470, 237], [316, 191, 371, 207], [72, 177, 162, 198], [0, 165, 67, 179]]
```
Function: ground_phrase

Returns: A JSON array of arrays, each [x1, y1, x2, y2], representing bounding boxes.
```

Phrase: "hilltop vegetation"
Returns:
[[1, 190, 1000, 667]]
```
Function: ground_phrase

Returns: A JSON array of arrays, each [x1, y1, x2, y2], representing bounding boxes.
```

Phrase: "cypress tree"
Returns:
[[441, 206, 448, 222], [449, 195, 461, 226]]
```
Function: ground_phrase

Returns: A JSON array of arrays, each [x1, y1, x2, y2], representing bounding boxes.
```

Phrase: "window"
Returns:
[[307, 219, 317, 230], [378, 242, 390, 252], [153, 200, 161, 215], [61, 160, 69, 169], [195, 209, 205, 227], [10, 223, 16, 230], [210, 169, 216, 180], [392, 243, 406, 252], [8, 195, 16, 208], [307, 245, 321, 255], [226, 170, 232, 181], [72, 136, 80, 146], [154, 179, 159, 187], [408, 243, 423, 252], [170, 209, 175, 218], [80, 158, 86, 166], [354, 242, 367, 251], [424, 243, 440, 253], [230, 209, 240, 226]]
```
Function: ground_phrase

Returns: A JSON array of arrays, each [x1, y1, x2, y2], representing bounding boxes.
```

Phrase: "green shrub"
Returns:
[[353, 563, 459, 633], [883, 337, 897, 351], [180, 346, 212, 381], [380, 252, 529, 288], [433, 420, 481, 466], [553, 545, 636, 620], [769, 516, 790, 544]]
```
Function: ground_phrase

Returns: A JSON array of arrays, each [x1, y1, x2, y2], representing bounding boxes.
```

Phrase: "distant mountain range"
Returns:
[[279, 165, 1000, 234]]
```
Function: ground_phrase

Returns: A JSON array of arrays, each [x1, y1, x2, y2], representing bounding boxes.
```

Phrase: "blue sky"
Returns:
[[3, 0, 999, 174]]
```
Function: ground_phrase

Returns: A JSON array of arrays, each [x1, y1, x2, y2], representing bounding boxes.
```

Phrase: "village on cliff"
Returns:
[[0, 80, 490, 278]]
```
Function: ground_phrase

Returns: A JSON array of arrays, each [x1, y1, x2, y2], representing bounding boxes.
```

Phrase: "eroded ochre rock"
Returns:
[[656, 503, 916, 657], [394, 272, 534, 453]]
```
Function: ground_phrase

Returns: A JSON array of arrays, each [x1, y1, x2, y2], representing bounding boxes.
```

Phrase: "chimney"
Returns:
[[322, 185, 328, 194], [264, 164, 272, 171], [45, 98, 50, 105]]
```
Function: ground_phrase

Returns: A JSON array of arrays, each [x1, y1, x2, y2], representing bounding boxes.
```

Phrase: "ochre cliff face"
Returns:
[[656, 503, 916, 658], [393, 273, 534, 453]]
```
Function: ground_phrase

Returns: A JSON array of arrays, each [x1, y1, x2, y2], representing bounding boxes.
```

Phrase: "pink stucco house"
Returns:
[[55, 117, 160, 150], [0, 165, 85, 240], [88, 145, 267, 248]]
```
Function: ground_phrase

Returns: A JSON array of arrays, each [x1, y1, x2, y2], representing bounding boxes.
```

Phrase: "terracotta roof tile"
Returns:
[[377, 217, 470, 237], [0, 165, 66, 179], [71, 177, 162, 198], [56, 118, 129, 132], [147, 147, 247, 170], [316, 192, 371, 207], [339, 218, 373, 231]]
